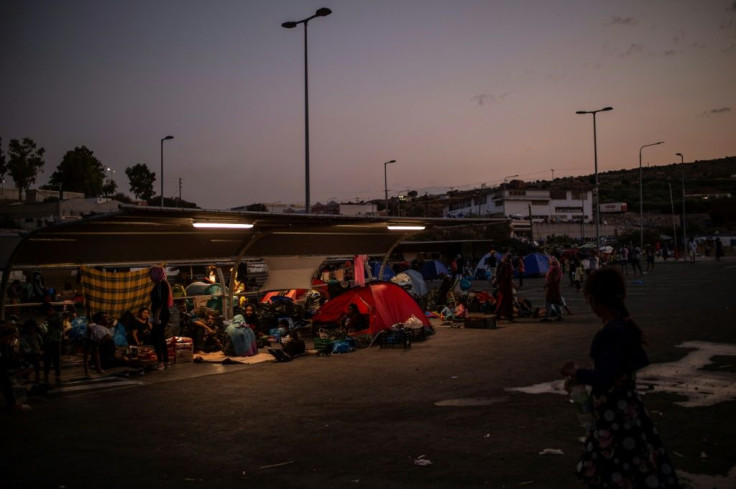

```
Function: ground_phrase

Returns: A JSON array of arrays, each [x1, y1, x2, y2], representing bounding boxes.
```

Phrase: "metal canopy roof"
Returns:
[[2, 205, 507, 270]]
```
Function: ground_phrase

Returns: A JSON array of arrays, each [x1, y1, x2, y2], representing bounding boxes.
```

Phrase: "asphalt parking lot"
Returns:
[[2, 257, 735, 489]]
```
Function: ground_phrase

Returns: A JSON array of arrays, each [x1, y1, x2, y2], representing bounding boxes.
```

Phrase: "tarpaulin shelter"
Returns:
[[0, 205, 508, 319], [310, 282, 432, 336], [391, 269, 428, 297], [260, 277, 328, 303], [418, 260, 449, 280], [523, 253, 550, 277]]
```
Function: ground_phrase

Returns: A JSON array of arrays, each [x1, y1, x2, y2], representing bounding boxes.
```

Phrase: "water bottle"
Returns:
[[565, 377, 594, 430]]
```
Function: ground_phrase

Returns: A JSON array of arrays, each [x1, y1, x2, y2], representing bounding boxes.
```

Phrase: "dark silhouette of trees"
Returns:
[[7, 137, 45, 200], [48, 146, 106, 197], [125, 163, 156, 201]]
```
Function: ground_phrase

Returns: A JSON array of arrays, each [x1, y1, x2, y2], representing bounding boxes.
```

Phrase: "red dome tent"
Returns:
[[311, 282, 433, 336]]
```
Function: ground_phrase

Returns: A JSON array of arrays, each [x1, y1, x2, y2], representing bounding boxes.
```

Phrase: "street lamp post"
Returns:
[[676, 152, 686, 247], [639, 141, 664, 250], [160, 135, 174, 207], [282, 7, 332, 214], [576, 107, 613, 251], [503, 174, 519, 186], [383, 159, 396, 216]]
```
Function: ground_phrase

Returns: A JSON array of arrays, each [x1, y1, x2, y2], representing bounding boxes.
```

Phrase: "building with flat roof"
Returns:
[[444, 182, 592, 224]]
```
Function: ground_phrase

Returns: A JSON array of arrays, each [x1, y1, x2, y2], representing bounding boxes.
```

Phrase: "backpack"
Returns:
[[69, 316, 87, 342]]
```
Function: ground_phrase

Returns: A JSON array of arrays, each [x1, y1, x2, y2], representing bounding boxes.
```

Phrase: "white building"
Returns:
[[0, 196, 121, 230], [444, 185, 593, 224]]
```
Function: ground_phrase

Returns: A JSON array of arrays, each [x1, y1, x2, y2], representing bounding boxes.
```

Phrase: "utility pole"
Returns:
[[178, 178, 183, 206]]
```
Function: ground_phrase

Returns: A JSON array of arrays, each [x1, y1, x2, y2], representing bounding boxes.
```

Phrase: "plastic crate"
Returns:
[[409, 327, 428, 342], [464, 314, 497, 329], [380, 330, 411, 349], [313, 337, 334, 355]]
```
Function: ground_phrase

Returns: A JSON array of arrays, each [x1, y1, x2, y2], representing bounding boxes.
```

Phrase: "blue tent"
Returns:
[[369, 261, 395, 280], [473, 251, 504, 279], [419, 260, 450, 280], [523, 253, 550, 277]]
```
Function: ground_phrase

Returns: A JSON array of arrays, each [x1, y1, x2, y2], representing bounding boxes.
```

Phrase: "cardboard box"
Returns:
[[175, 349, 193, 363]]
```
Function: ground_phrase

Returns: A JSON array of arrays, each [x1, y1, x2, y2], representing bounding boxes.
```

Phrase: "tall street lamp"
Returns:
[[503, 174, 519, 186], [160, 135, 174, 207], [639, 141, 664, 250], [576, 106, 613, 251], [384, 160, 396, 216], [282, 7, 332, 214], [676, 152, 686, 247]]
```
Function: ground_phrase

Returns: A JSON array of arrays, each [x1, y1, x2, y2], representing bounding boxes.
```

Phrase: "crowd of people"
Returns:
[[1, 265, 311, 413]]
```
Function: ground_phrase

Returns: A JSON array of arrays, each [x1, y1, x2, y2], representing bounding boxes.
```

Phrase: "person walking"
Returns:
[[560, 268, 680, 488], [645, 245, 655, 272], [540, 257, 564, 321], [513, 254, 525, 287], [629, 246, 643, 276], [149, 266, 171, 369], [688, 238, 697, 264], [714, 237, 723, 261], [494, 254, 516, 323]]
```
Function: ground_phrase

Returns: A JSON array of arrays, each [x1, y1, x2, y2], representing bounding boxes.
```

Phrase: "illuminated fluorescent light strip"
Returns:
[[387, 225, 425, 231], [193, 222, 253, 229]]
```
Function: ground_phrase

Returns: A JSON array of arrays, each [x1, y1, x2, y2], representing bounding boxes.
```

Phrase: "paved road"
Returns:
[[2, 258, 735, 489]]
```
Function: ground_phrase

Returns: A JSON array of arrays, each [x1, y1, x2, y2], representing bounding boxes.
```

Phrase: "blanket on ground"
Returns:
[[193, 352, 274, 364]]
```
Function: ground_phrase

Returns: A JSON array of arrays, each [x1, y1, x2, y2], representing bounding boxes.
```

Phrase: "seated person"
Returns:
[[281, 329, 305, 357], [269, 319, 305, 362], [190, 312, 220, 353], [440, 301, 467, 322], [223, 314, 258, 357], [125, 308, 153, 346], [340, 303, 368, 333]]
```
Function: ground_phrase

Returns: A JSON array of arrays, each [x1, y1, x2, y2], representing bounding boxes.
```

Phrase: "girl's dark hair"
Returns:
[[584, 268, 645, 345]]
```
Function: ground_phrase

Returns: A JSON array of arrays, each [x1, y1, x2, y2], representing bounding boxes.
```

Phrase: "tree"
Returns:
[[48, 146, 106, 197], [7, 137, 45, 200], [245, 203, 268, 212], [102, 178, 118, 196], [125, 163, 156, 201]]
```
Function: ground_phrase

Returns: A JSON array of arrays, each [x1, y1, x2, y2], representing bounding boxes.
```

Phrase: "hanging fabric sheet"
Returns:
[[80, 266, 151, 319]]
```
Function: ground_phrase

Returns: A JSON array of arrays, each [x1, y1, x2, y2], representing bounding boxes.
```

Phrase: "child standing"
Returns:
[[574, 261, 584, 291]]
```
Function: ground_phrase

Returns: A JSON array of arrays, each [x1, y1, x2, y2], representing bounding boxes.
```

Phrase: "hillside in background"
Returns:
[[528, 156, 736, 233]]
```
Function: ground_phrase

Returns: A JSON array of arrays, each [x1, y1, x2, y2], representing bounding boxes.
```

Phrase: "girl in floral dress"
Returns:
[[561, 268, 680, 488]]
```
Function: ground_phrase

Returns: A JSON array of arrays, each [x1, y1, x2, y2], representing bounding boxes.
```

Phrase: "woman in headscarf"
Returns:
[[541, 256, 563, 321], [494, 254, 516, 322], [149, 266, 172, 369], [224, 314, 258, 357]]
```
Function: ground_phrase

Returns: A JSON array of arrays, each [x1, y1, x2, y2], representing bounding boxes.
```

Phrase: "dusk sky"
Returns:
[[2, 0, 735, 210]]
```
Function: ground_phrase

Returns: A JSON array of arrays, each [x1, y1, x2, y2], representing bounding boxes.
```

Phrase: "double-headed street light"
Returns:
[[160, 135, 174, 207], [676, 152, 686, 247], [639, 141, 664, 250], [503, 174, 519, 186], [384, 160, 396, 216], [576, 107, 613, 251], [282, 7, 332, 214]]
